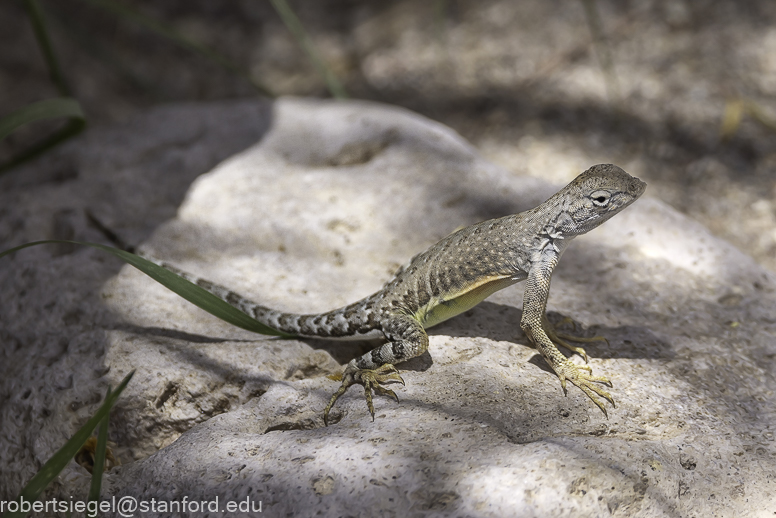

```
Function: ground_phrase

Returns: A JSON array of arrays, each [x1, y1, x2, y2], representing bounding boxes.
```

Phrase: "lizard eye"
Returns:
[[590, 191, 610, 207]]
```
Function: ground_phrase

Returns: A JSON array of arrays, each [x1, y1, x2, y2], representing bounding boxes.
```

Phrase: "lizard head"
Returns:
[[557, 164, 646, 235]]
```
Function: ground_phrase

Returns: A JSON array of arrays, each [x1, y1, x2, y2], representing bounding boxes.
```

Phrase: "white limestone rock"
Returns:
[[2, 97, 775, 517]]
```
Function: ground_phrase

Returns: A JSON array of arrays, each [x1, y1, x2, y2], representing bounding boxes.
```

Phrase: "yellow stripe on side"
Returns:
[[415, 275, 518, 328]]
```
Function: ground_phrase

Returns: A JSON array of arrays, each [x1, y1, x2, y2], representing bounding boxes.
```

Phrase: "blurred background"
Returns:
[[2, 0, 776, 271]]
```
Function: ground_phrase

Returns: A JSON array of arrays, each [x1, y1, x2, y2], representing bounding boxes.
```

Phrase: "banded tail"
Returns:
[[141, 254, 383, 340]]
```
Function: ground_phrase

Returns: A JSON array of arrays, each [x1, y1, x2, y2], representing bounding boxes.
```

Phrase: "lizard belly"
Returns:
[[415, 275, 519, 329]]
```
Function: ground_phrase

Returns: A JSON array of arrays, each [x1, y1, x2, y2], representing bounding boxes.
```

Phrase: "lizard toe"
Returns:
[[556, 361, 615, 417], [323, 364, 404, 425]]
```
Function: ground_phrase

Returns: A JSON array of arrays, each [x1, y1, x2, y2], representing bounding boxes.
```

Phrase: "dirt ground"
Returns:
[[3, 0, 776, 272]]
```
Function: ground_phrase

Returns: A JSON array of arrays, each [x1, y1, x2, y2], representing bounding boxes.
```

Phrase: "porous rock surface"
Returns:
[[2, 98, 776, 517]]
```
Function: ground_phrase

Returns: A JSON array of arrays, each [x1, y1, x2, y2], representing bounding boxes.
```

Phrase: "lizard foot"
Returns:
[[555, 360, 615, 418], [323, 364, 405, 426], [544, 316, 609, 363]]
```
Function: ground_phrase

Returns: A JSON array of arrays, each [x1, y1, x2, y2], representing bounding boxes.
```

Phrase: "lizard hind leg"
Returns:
[[323, 315, 428, 425], [543, 315, 609, 363]]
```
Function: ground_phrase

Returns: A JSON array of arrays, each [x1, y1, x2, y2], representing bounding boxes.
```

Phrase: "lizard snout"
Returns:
[[630, 177, 647, 197]]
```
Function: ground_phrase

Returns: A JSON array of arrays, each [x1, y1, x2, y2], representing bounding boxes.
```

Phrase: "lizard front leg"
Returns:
[[521, 252, 615, 417], [323, 315, 428, 425]]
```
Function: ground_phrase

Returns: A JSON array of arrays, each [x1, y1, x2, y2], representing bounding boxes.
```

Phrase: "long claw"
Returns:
[[557, 316, 577, 331], [554, 360, 615, 418], [381, 372, 405, 385], [364, 382, 375, 421], [552, 336, 589, 362], [372, 364, 405, 384], [576, 377, 615, 415], [324, 380, 352, 426], [373, 385, 399, 402]]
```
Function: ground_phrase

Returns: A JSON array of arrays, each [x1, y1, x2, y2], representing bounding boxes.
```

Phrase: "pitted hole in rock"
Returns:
[[155, 381, 179, 408], [265, 419, 318, 432], [326, 137, 393, 167]]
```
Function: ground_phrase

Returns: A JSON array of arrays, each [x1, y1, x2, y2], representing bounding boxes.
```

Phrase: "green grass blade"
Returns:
[[0, 98, 84, 142], [3, 371, 133, 518], [87, 386, 111, 502], [269, 0, 348, 99], [0, 98, 86, 175], [24, 0, 71, 96], [1, 2, 86, 175], [76, 0, 273, 97], [0, 118, 85, 175], [0, 240, 291, 337]]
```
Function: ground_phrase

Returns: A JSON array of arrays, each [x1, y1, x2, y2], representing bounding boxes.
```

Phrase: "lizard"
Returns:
[[149, 163, 646, 425]]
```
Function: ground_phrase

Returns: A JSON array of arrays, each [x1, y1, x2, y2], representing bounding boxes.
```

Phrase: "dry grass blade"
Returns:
[[269, 0, 348, 99], [0, 98, 86, 175], [87, 386, 111, 503], [0, 240, 291, 337], [0, 98, 83, 142]]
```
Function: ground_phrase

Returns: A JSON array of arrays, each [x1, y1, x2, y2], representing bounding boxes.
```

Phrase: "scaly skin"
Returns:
[[154, 164, 646, 424]]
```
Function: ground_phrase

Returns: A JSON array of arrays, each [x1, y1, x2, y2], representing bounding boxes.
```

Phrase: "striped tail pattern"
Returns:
[[142, 255, 385, 340]]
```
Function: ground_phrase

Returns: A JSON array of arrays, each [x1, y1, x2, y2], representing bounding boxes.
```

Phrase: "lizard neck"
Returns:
[[525, 196, 577, 264]]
